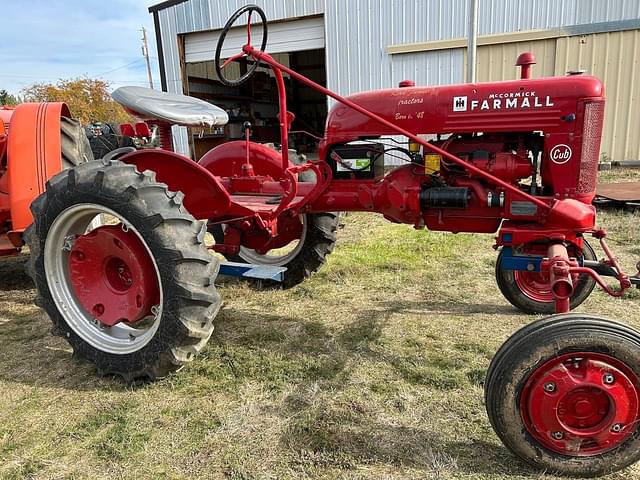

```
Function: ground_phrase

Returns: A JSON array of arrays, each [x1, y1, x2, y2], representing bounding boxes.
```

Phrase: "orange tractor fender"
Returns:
[[7, 102, 71, 232]]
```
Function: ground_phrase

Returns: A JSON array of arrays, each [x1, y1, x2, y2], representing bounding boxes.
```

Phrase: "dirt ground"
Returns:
[[0, 169, 639, 480]]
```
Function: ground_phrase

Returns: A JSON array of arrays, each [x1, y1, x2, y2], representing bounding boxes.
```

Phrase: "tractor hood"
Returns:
[[324, 75, 604, 144]]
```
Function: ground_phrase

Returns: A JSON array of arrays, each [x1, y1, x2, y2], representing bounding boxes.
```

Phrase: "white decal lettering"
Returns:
[[550, 144, 572, 164], [452, 90, 556, 111]]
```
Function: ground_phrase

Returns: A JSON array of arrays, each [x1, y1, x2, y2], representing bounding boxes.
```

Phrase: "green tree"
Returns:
[[0, 89, 19, 106], [21, 78, 130, 124]]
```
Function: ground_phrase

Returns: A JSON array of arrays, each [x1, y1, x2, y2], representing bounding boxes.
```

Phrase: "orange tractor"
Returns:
[[0, 104, 92, 255]]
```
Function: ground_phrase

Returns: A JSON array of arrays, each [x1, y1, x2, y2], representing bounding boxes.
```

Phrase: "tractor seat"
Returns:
[[112, 86, 228, 127]]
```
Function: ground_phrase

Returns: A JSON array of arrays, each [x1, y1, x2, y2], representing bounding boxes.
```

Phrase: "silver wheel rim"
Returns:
[[236, 215, 308, 266], [44, 203, 163, 354]]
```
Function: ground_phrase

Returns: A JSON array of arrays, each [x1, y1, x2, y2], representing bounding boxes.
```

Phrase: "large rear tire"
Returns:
[[211, 212, 338, 288], [61, 116, 94, 167], [25, 159, 221, 381], [485, 314, 640, 477], [496, 241, 597, 314]]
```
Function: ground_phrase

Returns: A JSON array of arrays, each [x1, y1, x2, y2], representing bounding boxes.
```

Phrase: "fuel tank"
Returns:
[[324, 75, 604, 144]]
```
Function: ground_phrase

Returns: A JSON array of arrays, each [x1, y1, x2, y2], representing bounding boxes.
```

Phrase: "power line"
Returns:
[[96, 58, 147, 77]]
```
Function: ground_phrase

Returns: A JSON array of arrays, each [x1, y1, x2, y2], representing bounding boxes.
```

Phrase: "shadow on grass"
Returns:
[[0, 279, 534, 475], [209, 303, 533, 475], [0, 254, 34, 291], [277, 402, 530, 476], [371, 298, 517, 316]]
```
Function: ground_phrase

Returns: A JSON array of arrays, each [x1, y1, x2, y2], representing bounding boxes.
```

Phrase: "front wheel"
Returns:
[[496, 241, 597, 314], [485, 314, 640, 477], [26, 159, 221, 381]]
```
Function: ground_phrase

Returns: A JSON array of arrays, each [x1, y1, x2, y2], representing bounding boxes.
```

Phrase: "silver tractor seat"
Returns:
[[112, 86, 229, 127]]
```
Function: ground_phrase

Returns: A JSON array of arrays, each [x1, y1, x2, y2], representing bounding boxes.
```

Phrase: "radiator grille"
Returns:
[[578, 101, 605, 194]]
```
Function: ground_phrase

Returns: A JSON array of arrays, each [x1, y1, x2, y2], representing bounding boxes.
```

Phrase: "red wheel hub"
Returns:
[[67, 225, 160, 327], [514, 270, 557, 302], [520, 352, 640, 456], [514, 245, 582, 302]]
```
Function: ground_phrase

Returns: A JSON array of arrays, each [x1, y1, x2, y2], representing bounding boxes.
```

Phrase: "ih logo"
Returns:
[[453, 96, 468, 112], [550, 144, 572, 164]]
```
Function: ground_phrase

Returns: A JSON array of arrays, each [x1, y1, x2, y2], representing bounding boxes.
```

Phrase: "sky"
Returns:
[[0, 0, 161, 96]]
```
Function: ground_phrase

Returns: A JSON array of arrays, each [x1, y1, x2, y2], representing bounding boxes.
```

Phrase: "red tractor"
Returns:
[[22, 6, 640, 477]]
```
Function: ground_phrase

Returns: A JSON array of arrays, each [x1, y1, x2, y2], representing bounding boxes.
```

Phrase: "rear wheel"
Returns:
[[496, 241, 597, 314], [25, 159, 221, 381], [485, 314, 640, 477], [61, 116, 93, 167], [210, 212, 338, 288]]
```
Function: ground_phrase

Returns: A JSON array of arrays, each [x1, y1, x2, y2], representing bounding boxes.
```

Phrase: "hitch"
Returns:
[[565, 232, 632, 298], [541, 243, 575, 313]]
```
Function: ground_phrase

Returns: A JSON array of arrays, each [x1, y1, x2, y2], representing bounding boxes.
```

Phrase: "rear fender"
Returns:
[[7, 102, 70, 230], [199, 140, 291, 179], [119, 149, 232, 219]]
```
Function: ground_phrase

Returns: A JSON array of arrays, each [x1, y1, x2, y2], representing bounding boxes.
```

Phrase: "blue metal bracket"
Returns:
[[500, 247, 586, 272], [218, 261, 287, 282], [500, 247, 542, 272]]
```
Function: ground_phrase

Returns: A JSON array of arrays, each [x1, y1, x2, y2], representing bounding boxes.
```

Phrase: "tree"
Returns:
[[0, 90, 19, 106], [21, 78, 130, 124]]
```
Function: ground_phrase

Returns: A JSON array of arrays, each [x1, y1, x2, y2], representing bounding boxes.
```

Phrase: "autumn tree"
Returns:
[[21, 78, 130, 124], [0, 90, 19, 106]]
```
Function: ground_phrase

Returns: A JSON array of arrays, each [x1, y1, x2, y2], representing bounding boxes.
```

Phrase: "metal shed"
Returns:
[[150, 0, 640, 161]]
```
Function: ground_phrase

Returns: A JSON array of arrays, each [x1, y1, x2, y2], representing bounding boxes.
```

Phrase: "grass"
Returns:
[[0, 169, 639, 479]]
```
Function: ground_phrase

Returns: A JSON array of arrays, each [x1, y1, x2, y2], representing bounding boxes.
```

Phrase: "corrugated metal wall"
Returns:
[[476, 29, 640, 160], [476, 39, 557, 81], [154, 0, 640, 157], [556, 30, 640, 161]]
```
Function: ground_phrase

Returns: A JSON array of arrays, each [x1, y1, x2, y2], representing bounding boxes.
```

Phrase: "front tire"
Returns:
[[496, 241, 597, 314], [25, 159, 221, 381], [485, 314, 640, 477]]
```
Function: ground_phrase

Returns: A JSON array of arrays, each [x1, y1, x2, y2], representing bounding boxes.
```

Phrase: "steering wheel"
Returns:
[[215, 5, 268, 87]]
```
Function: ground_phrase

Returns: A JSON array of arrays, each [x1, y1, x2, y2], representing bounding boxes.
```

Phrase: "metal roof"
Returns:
[[148, 0, 189, 14]]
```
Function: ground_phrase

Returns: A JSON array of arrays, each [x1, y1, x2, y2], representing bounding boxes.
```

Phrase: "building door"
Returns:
[[181, 16, 327, 160]]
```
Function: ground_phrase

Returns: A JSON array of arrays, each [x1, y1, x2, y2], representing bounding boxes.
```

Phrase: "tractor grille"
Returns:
[[577, 101, 605, 194]]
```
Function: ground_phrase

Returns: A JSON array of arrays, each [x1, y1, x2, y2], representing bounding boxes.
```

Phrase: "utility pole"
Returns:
[[467, 0, 478, 83], [141, 27, 154, 89]]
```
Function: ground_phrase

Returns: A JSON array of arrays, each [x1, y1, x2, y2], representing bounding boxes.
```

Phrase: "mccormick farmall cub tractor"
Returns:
[[23, 6, 640, 477]]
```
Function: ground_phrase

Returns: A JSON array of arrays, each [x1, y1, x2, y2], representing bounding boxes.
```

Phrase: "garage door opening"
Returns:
[[183, 40, 327, 160]]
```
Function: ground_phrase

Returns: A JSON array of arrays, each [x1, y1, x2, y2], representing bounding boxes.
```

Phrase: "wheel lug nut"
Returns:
[[543, 382, 556, 392], [611, 423, 624, 433], [603, 373, 615, 385], [552, 431, 564, 440]]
